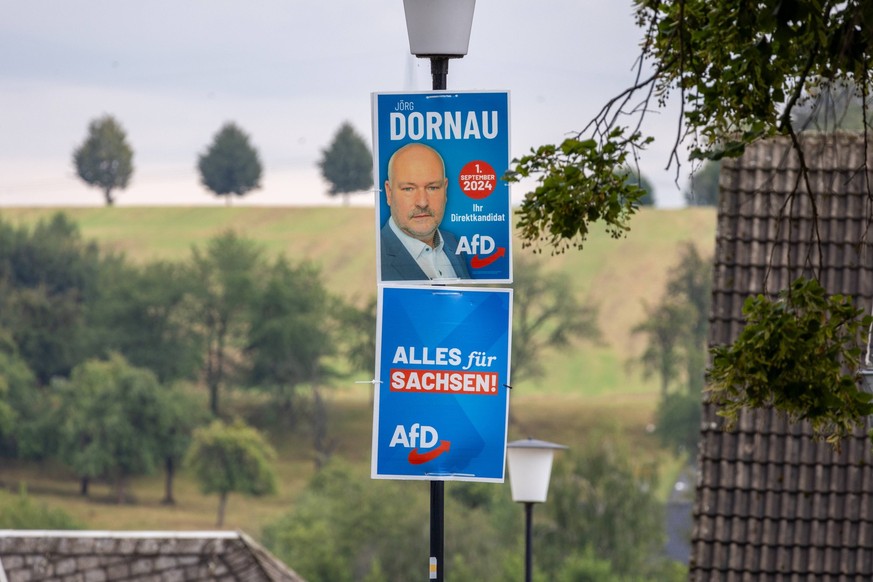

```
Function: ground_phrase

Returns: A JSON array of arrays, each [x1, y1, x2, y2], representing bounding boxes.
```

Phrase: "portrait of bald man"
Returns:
[[380, 143, 471, 281]]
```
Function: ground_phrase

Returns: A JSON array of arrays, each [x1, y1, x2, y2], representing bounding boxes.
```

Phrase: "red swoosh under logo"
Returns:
[[408, 440, 451, 464], [470, 247, 506, 269]]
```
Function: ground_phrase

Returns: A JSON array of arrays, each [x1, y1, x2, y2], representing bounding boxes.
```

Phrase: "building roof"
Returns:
[[0, 530, 306, 582], [689, 133, 873, 580]]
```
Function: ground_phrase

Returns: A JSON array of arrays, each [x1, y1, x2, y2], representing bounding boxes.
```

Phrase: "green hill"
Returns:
[[0, 205, 717, 396], [0, 205, 716, 534]]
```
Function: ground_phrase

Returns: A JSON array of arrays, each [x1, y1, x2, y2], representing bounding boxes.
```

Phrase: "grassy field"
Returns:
[[0, 205, 716, 538]]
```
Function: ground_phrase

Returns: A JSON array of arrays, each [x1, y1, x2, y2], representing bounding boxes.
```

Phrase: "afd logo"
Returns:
[[456, 235, 505, 270], [389, 423, 451, 465]]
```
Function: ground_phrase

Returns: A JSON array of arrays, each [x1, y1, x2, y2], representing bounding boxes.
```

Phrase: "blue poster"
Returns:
[[372, 91, 512, 285], [372, 285, 512, 481]]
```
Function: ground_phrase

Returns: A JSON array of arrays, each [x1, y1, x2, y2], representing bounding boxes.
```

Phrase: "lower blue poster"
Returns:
[[371, 285, 512, 481]]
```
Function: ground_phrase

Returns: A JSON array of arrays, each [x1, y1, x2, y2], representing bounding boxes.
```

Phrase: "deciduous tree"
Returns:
[[197, 123, 263, 205], [631, 243, 711, 452], [155, 386, 207, 505], [72, 115, 134, 206], [542, 431, 667, 578], [511, 256, 601, 385], [189, 231, 263, 415], [683, 160, 721, 207], [0, 214, 103, 384], [508, 0, 873, 442], [90, 259, 203, 383], [318, 121, 373, 205], [55, 354, 167, 502], [185, 419, 277, 527], [245, 257, 334, 414]]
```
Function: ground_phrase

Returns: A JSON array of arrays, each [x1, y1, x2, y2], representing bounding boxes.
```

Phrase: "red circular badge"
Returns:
[[458, 160, 497, 200]]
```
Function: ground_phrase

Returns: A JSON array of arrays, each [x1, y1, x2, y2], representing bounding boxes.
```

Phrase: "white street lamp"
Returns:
[[400, 5, 477, 581], [507, 438, 568, 582], [402, 0, 476, 90]]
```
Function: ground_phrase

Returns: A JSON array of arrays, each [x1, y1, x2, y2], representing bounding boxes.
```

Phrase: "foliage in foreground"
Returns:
[[510, 1, 871, 253], [708, 277, 873, 447], [510, 0, 872, 446]]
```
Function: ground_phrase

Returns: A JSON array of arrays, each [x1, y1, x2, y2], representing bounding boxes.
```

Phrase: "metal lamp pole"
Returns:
[[523, 501, 534, 582], [401, 2, 476, 580], [427, 57, 448, 581]]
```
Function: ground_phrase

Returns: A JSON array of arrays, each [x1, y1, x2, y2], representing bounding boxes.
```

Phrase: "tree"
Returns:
[[197, 122, 263, 205], [683, 160, 721, 207], [185, 419, 277, 527], [506, 1, 872, 441], [511, 256, 601, 385], [541, 431, 667, 579], [55, 354, 167, 502], [263, 461, 523, 582], [336, 296, 377, 377], [245, 257, 335, 414], [507, 1, 871, 250], [0, 213, 104, 384], [72, 115, 134, 206], [0, 333, 56, 463], [0, 344, 21, 449], [244, 256, 341, 467], [631, 243, 711, 453], [318, 121, 373, 205], [632, 302, 687, 396], [155, 386, 207, 505], [189, 231, 263, 415], [89, 259, 203, 384]]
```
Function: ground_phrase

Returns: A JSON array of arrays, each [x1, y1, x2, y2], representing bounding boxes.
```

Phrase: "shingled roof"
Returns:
[[0, 530, 306, 582], [689, 133, 873, 580]]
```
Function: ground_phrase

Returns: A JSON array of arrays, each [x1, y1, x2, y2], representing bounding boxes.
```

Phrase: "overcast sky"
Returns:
[[0, 1, 692, 209]]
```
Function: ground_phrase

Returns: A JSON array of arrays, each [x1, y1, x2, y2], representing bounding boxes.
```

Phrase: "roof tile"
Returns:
[[690, 133, 873, 579]]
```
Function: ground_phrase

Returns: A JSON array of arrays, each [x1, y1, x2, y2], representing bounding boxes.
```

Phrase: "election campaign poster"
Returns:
[[371, 285, 512, 481], [372, 91, 512, 285]]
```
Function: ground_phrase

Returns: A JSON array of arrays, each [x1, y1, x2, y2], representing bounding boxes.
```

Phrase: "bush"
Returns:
[[0, 486, 84, 529]]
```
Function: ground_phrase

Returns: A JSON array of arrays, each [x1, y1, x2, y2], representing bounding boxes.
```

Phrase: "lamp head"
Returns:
[[403, 0, 476, 58], [506, 438, 568, 503]]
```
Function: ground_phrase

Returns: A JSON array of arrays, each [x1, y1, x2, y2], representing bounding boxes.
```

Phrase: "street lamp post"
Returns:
[[507, 438, 568, 582], [400, 3, 476, 580]]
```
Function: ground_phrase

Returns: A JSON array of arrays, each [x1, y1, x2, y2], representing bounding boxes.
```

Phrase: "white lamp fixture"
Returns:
[[506, 438, 567, 503], [507, 438, 567, 582], [402, 0, 476, 58]]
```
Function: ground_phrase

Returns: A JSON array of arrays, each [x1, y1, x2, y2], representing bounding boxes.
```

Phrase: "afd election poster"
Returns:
[[372, 91, 512, 285], [372, 285, 512, 482]]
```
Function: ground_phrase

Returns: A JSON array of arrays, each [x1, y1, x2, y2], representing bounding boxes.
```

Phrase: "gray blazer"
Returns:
[[380, 223, 471, 281]]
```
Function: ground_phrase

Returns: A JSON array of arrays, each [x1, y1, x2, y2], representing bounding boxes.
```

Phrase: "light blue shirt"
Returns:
[[387, 217, 459, 280]]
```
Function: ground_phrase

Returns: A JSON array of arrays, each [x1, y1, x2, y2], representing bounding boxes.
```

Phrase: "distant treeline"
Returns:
[[0, 212, 372, 501]]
